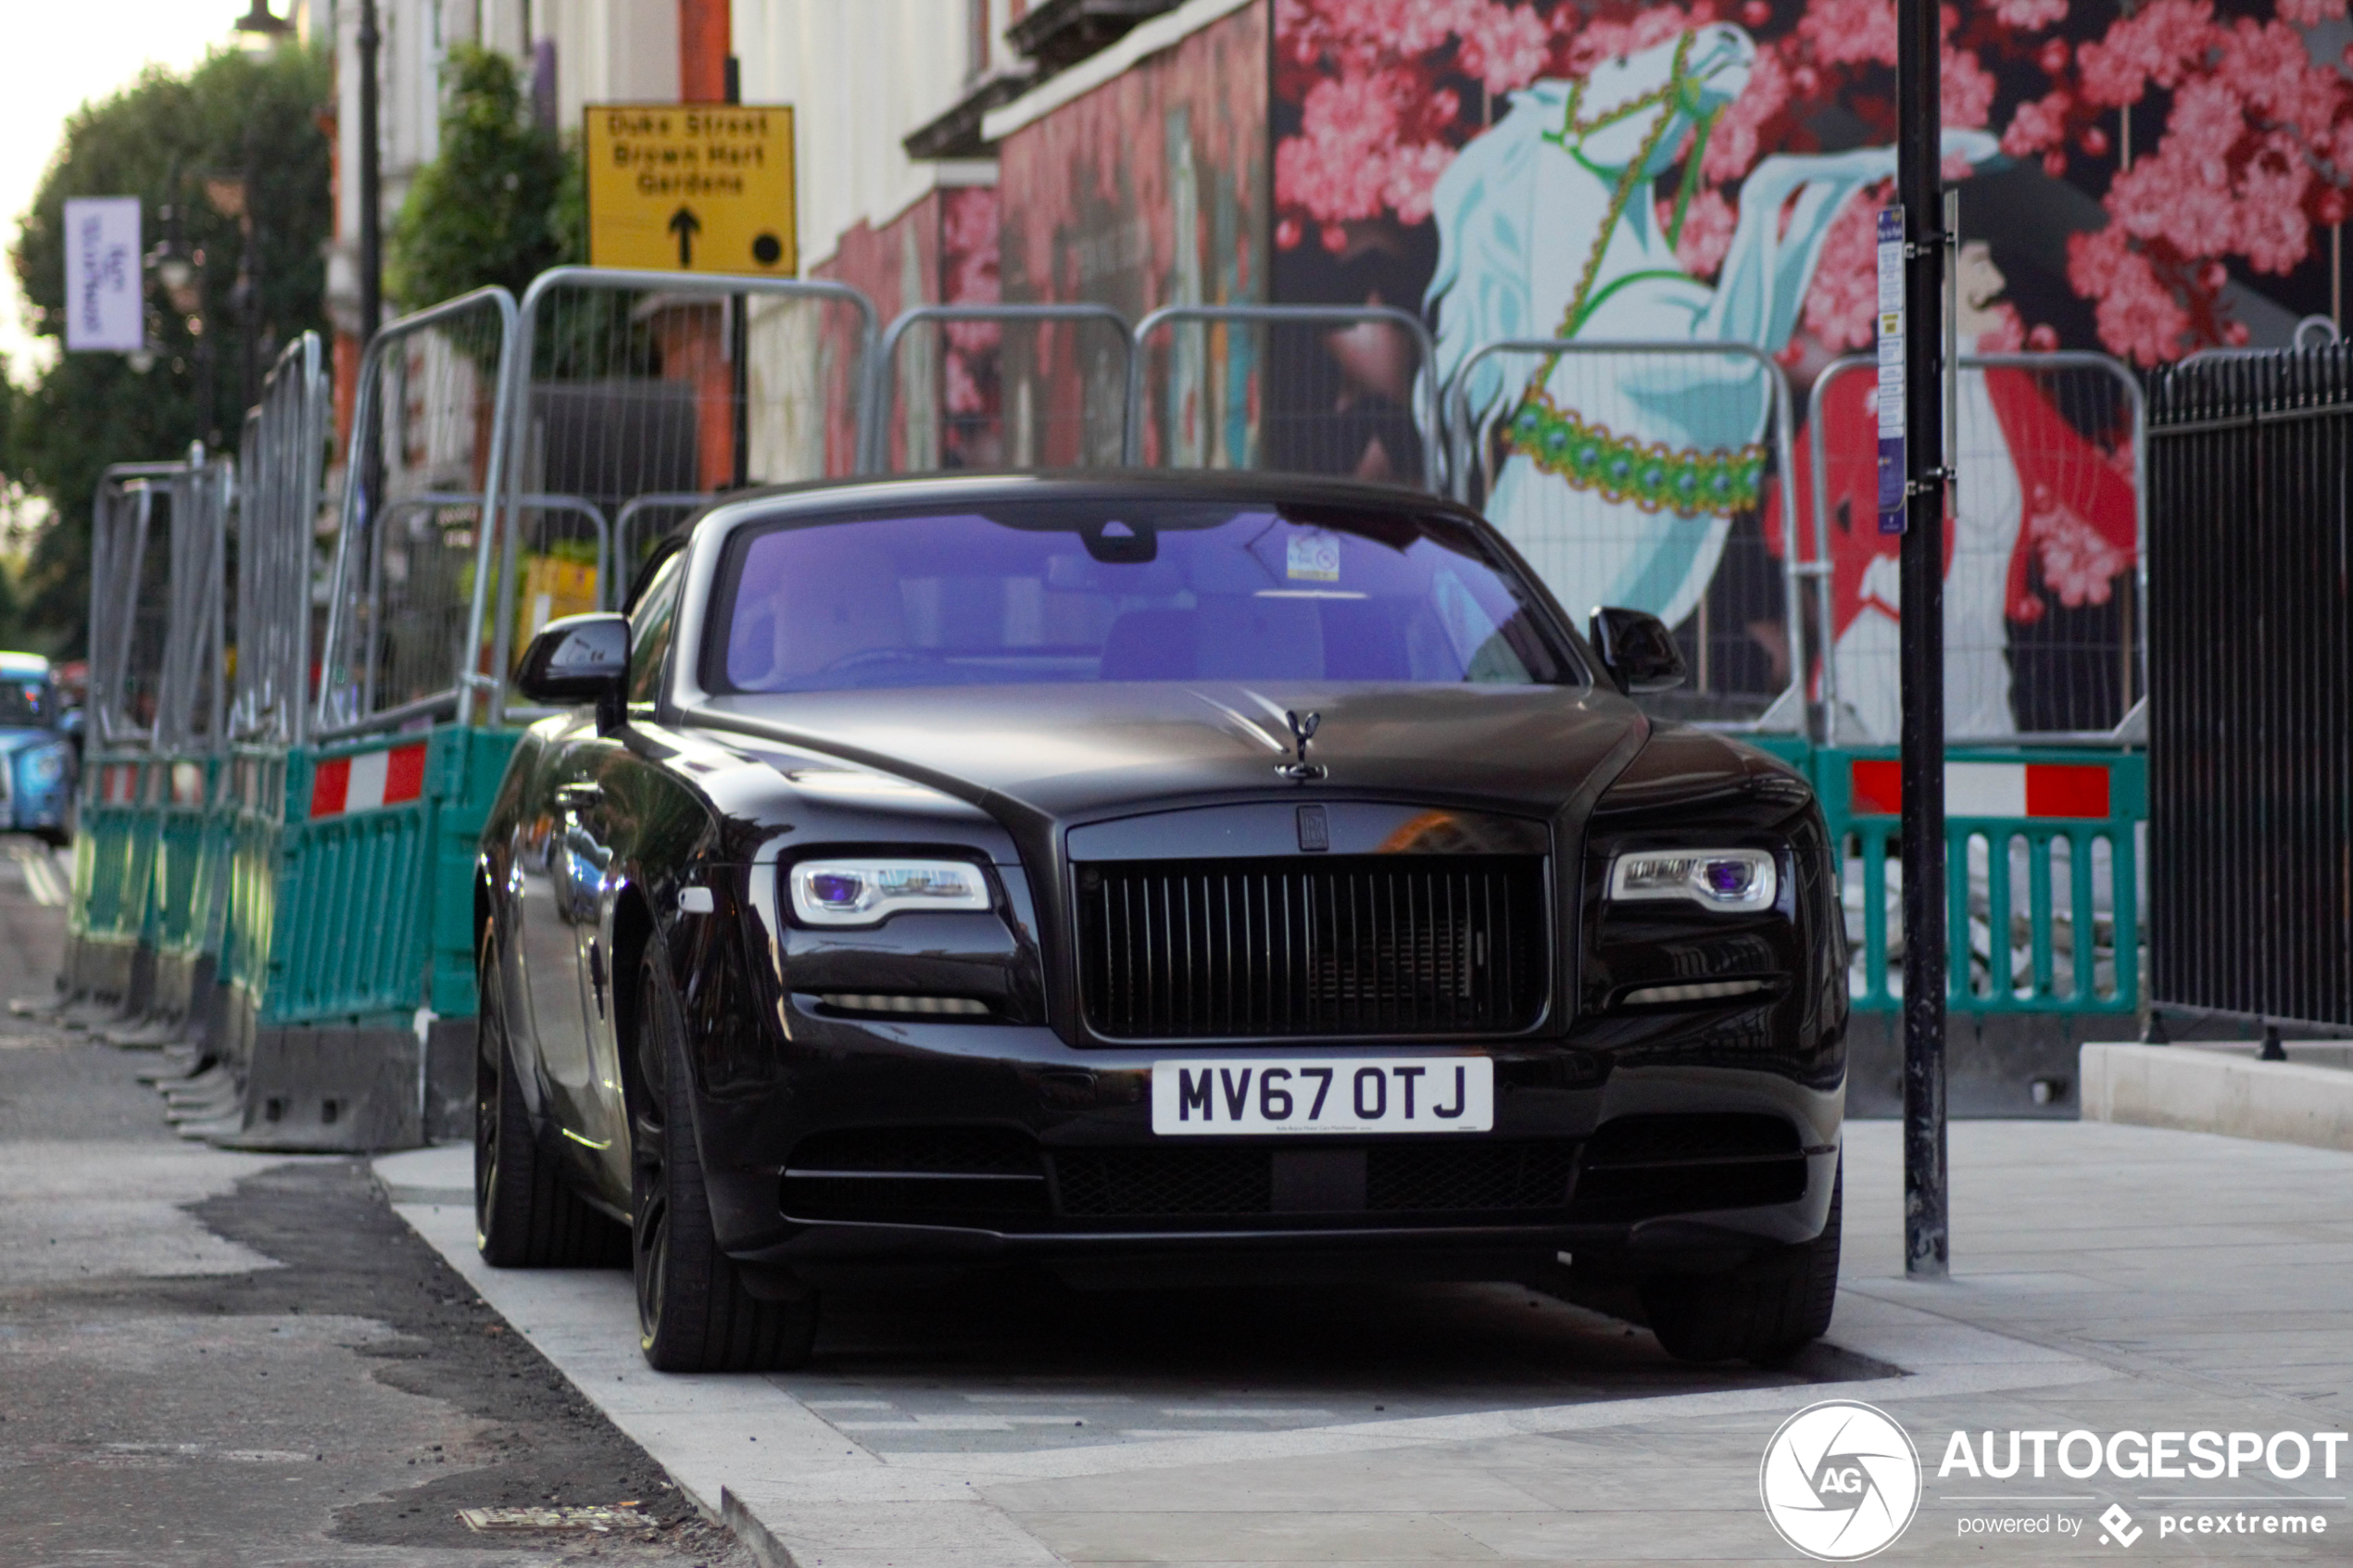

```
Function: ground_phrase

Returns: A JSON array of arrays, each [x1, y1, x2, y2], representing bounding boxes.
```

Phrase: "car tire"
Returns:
[[474, 922, 627, 1268], [1640, 1160, 1842, 1365], [630, 947, 818, 1373]]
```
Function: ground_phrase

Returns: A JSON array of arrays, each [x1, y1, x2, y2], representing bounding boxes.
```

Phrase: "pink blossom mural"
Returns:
[[1275, 0, 2353, 368], [1273, 0, 2346, 735]]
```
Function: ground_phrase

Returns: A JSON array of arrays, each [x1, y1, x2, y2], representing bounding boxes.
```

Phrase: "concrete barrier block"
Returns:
[[1847, 1011, 2089, 1118], [2080, 1042, 2353, 1153], [214, 1025, 422, 1153], [68, 935, 137, 1007], [422, 1017, 477, 1145]]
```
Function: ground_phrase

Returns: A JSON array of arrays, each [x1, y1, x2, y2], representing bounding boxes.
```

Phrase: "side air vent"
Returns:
[[1571, 1113, 1807, 1220], [781, 1125, 1048, 1223]]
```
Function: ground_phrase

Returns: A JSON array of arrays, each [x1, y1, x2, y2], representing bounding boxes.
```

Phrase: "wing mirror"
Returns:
[[1589, 606, 1687, 695], [516, 613, 629, 705]]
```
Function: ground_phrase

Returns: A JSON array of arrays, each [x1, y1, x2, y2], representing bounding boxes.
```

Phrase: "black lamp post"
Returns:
[[233, 0, 373, 354], [227, 1, 293, 413], [231, 0, 292, 36], [1894, 0, 1951, 1280], [357, 0, 382, 349]]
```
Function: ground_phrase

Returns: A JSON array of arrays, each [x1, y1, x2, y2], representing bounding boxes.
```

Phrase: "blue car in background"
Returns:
[[0, 653, 78, 846]]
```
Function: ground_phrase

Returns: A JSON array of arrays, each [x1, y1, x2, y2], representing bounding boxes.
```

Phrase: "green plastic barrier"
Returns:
[[1804, 743, 2145, 1015], [61, 754, 159, 1008], [219, 746, 288, 1009], [195, 722, 520, 1149], [143, 755, 232, 1025], [227, 723, 521, 1032], [261, 734, 439, 1028]]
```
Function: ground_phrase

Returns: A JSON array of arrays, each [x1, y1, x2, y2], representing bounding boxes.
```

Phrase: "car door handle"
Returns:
[[555, 782, 603, 809]]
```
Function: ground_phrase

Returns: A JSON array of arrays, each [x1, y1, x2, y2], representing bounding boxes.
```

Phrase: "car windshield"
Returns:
[[705, 501, 1578, 694], [0, 679, 54, 727]]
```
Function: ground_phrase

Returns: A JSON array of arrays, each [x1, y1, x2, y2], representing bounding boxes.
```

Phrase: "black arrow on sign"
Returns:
[[668, 206, 701, 267]]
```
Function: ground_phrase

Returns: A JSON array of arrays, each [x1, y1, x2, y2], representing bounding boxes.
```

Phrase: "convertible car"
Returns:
[[474, 472, 1847, 1374]]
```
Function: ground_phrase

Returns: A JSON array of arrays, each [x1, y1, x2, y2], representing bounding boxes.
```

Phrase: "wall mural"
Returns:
[[1273, 0, 2350, 734]]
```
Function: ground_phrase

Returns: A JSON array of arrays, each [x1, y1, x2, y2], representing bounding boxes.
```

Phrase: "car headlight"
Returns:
[[25, 746, 66, 784], [787, 859, 990, 925], [1606, 847, 1778, 912]]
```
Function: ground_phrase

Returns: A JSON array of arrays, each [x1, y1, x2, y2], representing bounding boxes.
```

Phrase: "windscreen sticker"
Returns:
[[1286, 533, 1341, 583]]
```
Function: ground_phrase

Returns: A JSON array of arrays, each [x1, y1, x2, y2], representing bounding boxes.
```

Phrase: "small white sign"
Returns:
[[63, 196, 144, 353], [1873, 205, 1907, 533], [1286, 533, 1340, 583], [1874, 212, 1905, 442]]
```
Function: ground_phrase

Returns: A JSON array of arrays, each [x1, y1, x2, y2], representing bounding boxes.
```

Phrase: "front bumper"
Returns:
[[693, 1008, 1843, 1285]]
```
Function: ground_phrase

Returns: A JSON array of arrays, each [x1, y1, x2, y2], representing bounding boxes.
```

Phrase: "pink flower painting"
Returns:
[[1277, 0, 2353, 364]]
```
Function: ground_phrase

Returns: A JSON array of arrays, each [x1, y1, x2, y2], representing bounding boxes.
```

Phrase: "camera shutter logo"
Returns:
[[1759, 1400, 1922, 1560]]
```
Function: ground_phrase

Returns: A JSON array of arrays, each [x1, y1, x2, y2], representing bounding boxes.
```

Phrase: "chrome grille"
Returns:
[[1076, 855, 1548, 1039]]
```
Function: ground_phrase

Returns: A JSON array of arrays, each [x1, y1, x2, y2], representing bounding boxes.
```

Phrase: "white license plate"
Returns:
[[1151, 1057, 1492, 1135]]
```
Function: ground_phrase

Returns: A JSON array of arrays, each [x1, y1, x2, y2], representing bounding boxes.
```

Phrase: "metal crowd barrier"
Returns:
[[154, 269, 882, 1149], [56, 465, 170, 1019], [56, 449, 233, 1035], [1805, 352, 2147, 747], [1792, 350, 2151, 1022], [860, 302, 1132, 477], [161, 337, 333, 1140], [176, 295, 527, 1149], [317, 286, 518, 740], [1444, 337, 1811, 734], [1126, 304, 1444, 492], [137, 450, 234, 1045], [862, 300, 1449, 490], [491, 268, 879, 722]]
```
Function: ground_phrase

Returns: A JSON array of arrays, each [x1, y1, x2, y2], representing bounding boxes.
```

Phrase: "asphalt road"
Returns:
[[0, 838, 751, 1568]]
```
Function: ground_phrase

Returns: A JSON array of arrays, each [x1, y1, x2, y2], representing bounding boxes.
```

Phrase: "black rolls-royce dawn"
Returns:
[[474, 471, 1848, 1374]]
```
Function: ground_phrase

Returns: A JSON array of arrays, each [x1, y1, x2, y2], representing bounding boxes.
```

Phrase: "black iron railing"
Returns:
[[2147, 350, 2353, 1030]]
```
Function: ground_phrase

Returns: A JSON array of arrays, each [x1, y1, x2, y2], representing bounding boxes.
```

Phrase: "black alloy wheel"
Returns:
[[1640, 1158, 1843, 1365], [474, 921, 625, 1267], [631, 947, 818, 1372]]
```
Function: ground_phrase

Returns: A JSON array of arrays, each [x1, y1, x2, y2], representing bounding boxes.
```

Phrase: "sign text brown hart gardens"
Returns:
[[584, 105, 798, 277]]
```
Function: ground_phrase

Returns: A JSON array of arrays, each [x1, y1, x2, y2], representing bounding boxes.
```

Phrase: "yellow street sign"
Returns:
[[584, 104, 797, 276]]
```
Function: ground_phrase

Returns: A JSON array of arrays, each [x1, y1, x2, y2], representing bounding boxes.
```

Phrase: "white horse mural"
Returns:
[[1428, 23, 1995, 638]]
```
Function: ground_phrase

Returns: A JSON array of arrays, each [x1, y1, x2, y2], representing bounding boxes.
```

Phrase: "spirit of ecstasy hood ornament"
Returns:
[[1278, 709, 1326, 782]]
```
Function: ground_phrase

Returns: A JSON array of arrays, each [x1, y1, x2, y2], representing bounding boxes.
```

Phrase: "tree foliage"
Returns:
[[389, 44, 576, 309], [4, 44, 331, 657]]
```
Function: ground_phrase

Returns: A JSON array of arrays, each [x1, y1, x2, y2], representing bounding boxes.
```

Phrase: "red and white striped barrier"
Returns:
[[1849, 759, 2111, 819], [99, 762, 141, 805], [310, 743, 428, 819]]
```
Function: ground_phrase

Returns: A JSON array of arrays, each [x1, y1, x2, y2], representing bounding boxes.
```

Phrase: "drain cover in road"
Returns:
[[458, 1504, 650, 1534]]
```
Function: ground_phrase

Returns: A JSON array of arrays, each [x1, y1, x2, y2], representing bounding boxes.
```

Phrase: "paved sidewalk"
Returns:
[[378, 1120, 2353, 1565]]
